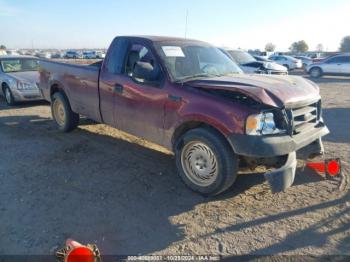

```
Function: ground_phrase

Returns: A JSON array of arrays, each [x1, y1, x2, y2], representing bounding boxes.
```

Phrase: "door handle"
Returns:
[[114, 84, 124, 93], [168, 94, 182, 102]]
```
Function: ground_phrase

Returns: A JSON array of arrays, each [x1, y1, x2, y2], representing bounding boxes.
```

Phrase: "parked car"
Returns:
[[0, 56, 43, 105], [83, 51, 97, 59], [306, 54, 350, 78], [65, 51, 81, 59], [253, 55, 272, 62], [222, 49, 287, 75], [95, 51, 106, 59], [269, 55, 302, 70], [294, 56, 313, 68], [39, 36, 329, 196], [6, 50, 20, 56], [36, 51, 51, 59], [51, 52, 62, 59]]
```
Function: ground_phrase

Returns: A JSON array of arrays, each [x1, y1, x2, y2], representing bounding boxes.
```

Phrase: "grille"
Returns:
[[286, 100, 321, 135]]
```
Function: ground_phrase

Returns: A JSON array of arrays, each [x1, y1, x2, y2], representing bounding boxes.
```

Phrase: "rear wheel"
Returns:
[[51, 92, 79, 132], [3, 86, 16, 106], [310, 67, 322, 78], [175, 128, 238, 196]]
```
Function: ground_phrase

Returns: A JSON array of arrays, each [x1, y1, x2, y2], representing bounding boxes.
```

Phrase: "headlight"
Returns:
[[17, 81, 36, 90], [246, 112, 285, 135]]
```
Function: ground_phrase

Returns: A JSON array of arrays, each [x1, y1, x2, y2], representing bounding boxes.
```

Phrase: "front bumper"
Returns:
[[265, 152, 297, 193], [228, 122, 329, 158], [11, 88, 44, 102], [228, 123, 329, 192]]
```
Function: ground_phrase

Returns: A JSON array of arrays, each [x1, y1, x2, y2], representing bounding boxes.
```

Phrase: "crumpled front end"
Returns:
[[228, 98, 329, 192]]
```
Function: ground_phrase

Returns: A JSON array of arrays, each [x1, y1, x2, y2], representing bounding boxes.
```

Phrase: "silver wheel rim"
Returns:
[[53, 99, 66, 126], [181, 141, 218, 187], [311, 69, 319, 77], [5, 88, 12, 103]]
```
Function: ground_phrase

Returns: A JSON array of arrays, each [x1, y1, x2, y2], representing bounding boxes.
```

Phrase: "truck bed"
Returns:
[[39, 59, 102, 122]]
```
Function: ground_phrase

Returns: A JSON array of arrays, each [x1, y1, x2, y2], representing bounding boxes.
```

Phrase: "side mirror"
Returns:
[[133, 61, 157, 82]]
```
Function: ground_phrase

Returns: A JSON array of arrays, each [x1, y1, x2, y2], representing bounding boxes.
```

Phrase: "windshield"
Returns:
[[155, 42, 242, 82], [1, 59, 39, 73], [227, 50, 256, 65]]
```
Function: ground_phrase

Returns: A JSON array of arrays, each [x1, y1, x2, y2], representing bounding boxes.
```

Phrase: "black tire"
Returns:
[[51, 92, 79, 132], [309, 67, 322, 78], [175, 128, 238, 196], [3, 85, 16, 106]]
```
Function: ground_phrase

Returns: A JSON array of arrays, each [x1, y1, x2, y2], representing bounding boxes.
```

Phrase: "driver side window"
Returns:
[[124, 43, 162, 83], [326, 57, 341, 64]]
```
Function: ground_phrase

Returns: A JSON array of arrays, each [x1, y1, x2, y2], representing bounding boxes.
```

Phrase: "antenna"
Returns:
[[185, 9, 189, 38]]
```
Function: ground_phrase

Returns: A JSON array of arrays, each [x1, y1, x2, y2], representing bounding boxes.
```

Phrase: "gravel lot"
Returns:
[[0, 71, 349, 258]]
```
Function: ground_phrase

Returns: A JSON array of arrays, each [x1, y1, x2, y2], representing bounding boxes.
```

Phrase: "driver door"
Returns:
[[105, 41, 168, 145]]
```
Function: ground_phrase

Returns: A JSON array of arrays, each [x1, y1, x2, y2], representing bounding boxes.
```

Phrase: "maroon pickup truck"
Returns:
[[39, 36, 329, 195]]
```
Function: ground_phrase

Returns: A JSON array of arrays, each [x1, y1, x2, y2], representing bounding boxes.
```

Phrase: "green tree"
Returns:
[[289, 40, 309, 53], [340, 36, 350, 52], [265, 43, 276, 52], [0, 45, 6, 50]]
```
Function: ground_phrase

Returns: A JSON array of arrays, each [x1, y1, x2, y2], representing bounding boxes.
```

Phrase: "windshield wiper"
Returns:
[[174, 73, 220, 83]]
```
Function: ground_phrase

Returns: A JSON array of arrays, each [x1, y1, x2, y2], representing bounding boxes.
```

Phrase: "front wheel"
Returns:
[[310, 67, 322, 78], [175, 128, 238, 196], [51, 92, 79, 132], [4, 86, 16, 106]]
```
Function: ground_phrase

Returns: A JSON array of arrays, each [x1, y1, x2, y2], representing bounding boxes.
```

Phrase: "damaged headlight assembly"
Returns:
[[245, 112, 285, 135]]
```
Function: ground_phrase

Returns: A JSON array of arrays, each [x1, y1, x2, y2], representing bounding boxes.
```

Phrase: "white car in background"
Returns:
[[96, 51, 106, 59], [36, 51, 51, 59], [222, 49, 288, 75], [306, 54, 350, 78], [0, 56, 43, 105], [269, 55, 302, 70], [294, 56, 313, 68]]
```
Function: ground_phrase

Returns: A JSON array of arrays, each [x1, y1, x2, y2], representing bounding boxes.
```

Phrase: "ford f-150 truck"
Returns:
[[39, 36, 329, 195]]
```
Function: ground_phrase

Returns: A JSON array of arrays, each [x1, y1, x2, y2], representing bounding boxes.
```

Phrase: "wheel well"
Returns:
[[310, 66, 322, 72], [50, 84, 66, 99], [172, 121, 230, 151], [2, 82, 8, 92]]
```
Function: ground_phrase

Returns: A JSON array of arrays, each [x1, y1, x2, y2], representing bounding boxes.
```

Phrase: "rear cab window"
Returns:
[[105, 38, 129, 74]]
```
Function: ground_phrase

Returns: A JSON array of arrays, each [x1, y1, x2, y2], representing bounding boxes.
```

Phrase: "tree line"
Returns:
[[265, 36, 350, 53], [1, 36, 350, 53]]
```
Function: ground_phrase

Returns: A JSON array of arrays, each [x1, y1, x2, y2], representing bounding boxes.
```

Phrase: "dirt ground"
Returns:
[[0, 71, 349, 258]]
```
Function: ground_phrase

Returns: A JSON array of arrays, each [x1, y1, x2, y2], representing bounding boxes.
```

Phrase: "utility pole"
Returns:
[[185, 10, 189, 38]]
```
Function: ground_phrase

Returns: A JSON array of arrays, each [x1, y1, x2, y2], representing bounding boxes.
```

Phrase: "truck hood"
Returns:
[[7, 71, 40, 84], [186, 74, 320, 108]]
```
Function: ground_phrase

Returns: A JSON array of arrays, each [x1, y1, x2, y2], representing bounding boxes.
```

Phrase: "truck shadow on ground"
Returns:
[[0, 113, 345, 255]]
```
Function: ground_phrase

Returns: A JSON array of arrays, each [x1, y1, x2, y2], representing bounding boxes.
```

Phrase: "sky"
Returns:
[[0, 0, 349, 51]]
